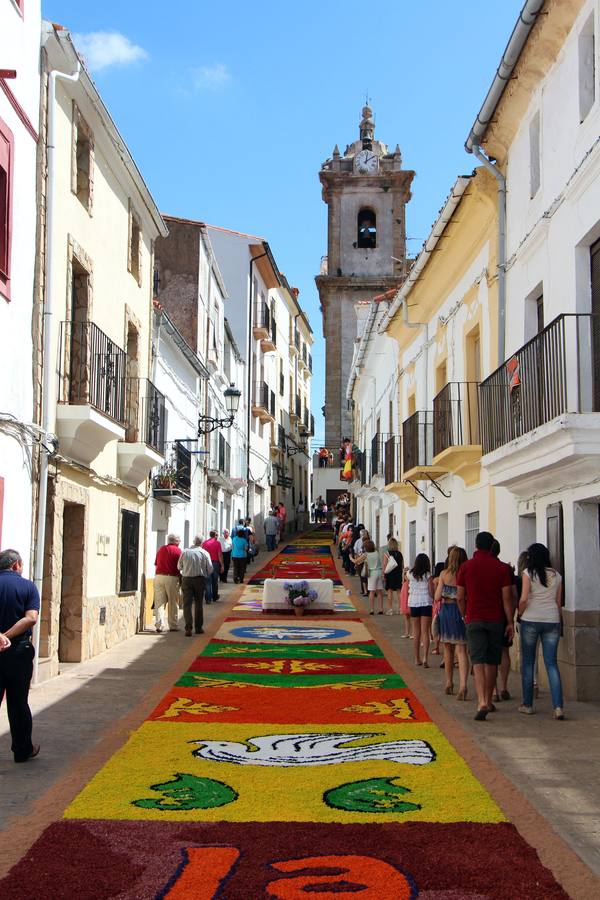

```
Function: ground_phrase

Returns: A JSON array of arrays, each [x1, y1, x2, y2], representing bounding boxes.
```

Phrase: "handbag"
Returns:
[[384, 554, 398, 575]]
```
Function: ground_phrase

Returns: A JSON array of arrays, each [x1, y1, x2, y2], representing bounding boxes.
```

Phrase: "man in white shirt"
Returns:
[[177, 537, 213, 636]]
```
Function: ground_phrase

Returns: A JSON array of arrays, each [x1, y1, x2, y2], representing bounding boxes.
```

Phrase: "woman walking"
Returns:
[[434, 546, 469, 698], [408, 554, 433, 667], [355, 539, 384, 615], [399, 568, 411, 637], [231, 529, 249, 584], [382, 538, 404, 615], [518, 543, 564, 719]]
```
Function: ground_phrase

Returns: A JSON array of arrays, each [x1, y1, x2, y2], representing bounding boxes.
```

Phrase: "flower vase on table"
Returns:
[[284, 580, 318, 616]]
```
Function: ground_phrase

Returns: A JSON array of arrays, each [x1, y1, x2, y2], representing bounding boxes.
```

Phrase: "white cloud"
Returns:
[[73, 31, 149, 72], [191, 63, 231, 92]]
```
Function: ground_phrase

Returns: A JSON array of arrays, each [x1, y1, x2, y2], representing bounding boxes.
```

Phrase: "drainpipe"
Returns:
[[245, 251, 267, 517], [32, 61, 81, 680], [471, 144, 507, 366]]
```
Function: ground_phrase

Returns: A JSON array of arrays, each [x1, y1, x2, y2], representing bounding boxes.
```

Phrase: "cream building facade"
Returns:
[[34, 25, 167, 677]]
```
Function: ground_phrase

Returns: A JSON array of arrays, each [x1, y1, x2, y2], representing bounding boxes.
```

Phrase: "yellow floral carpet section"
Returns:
[[64, 721, 503, 824]]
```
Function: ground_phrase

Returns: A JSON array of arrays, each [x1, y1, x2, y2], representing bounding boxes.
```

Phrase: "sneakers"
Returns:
[[185, 627, 192, 637], [518, 705, 534, 715], [155, 624, 163, 633], [385, 609, 394, 616], [554, 707, 565, 720]]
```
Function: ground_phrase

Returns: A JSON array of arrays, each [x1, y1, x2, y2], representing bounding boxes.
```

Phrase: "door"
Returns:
[[546, 503, 565, 605], [59, 503, 85, 663], [590, 240, 600, 409]]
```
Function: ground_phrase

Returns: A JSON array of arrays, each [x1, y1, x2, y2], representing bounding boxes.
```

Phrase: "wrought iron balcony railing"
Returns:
[[479, 314, 600, 454], [59, 320, 126, 424], [433, 382, 480, 457], [384, 435, 402, 484], [402, 411, 434, 472], [152, 440, 191, 501]]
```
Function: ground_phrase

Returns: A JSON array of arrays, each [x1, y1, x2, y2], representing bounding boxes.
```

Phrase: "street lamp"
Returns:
[[198, 384, 242, 435], [286, 428, 309, 457]]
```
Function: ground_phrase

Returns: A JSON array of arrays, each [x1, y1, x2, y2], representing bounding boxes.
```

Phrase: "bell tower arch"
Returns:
[[316, 106, 415, 446]]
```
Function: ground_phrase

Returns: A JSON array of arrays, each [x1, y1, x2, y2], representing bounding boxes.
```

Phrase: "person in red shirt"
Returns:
[[456, 531, 514, 721], [202, 531, 224, 602], [154, 534, 182, 632]]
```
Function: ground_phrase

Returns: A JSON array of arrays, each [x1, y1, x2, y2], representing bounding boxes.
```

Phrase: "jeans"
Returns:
[[520, 620, 563, 708], [266, 533, 277, 551], [220, 552, 231, 582]]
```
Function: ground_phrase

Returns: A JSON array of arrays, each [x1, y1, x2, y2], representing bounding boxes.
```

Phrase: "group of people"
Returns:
[[336, 521, 565, 722], [317, 447, 334, 468], [263, 503, 287, 551], [152, 517, 263, 637]]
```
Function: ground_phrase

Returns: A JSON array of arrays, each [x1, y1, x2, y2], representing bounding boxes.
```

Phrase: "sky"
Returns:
[[42, 0, 525, 446]]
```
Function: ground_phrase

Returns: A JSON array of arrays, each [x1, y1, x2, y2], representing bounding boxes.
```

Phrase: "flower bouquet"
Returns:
[[284, 580, 318, 615]]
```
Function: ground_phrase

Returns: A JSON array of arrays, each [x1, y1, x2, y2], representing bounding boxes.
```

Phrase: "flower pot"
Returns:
[[294, 606, 304, 617]]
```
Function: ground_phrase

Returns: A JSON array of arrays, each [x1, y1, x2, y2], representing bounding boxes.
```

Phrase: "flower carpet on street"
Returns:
[[0, 534, 569, 898]]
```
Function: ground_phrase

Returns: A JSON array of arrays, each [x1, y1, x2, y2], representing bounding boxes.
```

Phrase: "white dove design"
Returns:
[[192, 732, 435, 767]]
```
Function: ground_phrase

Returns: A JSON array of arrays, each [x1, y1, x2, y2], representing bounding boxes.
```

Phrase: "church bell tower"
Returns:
[[316, 106, 415, 446]]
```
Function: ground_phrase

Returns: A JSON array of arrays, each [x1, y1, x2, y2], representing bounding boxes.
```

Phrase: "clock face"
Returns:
[[355, 150, 379, 174]]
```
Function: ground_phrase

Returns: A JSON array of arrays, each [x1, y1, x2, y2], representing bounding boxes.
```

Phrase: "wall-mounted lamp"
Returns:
[[198, 384, 241, 435]]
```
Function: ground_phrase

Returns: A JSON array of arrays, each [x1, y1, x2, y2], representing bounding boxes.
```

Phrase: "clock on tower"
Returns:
[[316, 106, 415, 447]]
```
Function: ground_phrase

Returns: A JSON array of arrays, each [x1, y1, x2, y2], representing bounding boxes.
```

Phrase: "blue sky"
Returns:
[[42, 0, 524, 445]]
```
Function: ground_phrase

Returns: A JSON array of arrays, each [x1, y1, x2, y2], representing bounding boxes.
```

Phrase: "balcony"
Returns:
[[118, 378, 166, 486], [370, 433, 386, 485], [270, 423, 286, 458], [208, 434, 233, 490], [347, 447, 368, 494], [252, 301, 271, 341], [290, 394, 301, 423], [299, 343, 308, 372], [382, 435, 416, 505], [252, 381, 275, 423], [290, 329, 300, 355], [432, 382, 481, 486], [310, 413, 315, 435], [152, 441, 191, 503], [403, 410, 449, 482], [56, 320, 126, 464], [479, 314, 600, 497], [261, 317, 277, 354]]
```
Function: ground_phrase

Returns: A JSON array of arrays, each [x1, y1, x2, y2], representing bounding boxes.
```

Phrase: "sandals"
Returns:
[[500, 689, 511, 701], [422, 661, 429, 669], [444, 685, 454, 695], [456, 689, 468, 701], [474, 708, 488, 721]]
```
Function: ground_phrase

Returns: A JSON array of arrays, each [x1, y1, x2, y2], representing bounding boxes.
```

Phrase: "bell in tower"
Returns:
[[316, 108, 415, 447]]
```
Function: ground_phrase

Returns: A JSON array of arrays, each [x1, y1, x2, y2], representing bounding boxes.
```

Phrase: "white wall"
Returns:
[[0, 0, 41, 570]]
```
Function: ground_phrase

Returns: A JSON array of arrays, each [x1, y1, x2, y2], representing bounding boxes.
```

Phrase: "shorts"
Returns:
[[466, 621, 504, 665], [367, 574, 383, 592], [409, 605, 433, 618]]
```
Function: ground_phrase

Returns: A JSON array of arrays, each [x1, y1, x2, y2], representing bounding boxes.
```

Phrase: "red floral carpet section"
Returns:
[[248, 541, 341, 585], [3, 821, 567, 899]]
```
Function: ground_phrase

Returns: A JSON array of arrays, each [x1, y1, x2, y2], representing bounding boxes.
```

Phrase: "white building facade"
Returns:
[[0, 0, 41, 570]]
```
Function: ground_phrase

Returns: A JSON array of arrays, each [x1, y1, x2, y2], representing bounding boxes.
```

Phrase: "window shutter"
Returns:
[[119, 509, 140, 592], [0, 122, 13, 283]]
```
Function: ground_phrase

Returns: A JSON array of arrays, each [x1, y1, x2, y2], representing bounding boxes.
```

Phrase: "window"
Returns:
[[579, 13, 596, 122], [529, 111, 541, 198], [0, 117, 14, 299], [357, 208, 377, 249], [465, 511, 480, 558], [71, 105, 93, 212], [119, 509, 140, 592], [128, 203, 142, 285]]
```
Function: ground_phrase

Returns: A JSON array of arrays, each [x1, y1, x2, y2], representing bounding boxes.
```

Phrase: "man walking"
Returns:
[[202, 531, 224, 602], [153, 534, 182, 632], [456, 532, 514, 721], [264, 509, 280, 552], [0, 550, 40, 763], [178, 537, 212, 636]]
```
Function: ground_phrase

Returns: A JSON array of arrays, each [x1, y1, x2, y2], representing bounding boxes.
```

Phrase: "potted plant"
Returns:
[[284, 580, 318, 616]]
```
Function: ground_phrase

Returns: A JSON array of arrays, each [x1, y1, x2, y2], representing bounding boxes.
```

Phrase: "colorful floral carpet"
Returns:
[[248, 539, 342, 585], [1, 533, 569, 898]]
